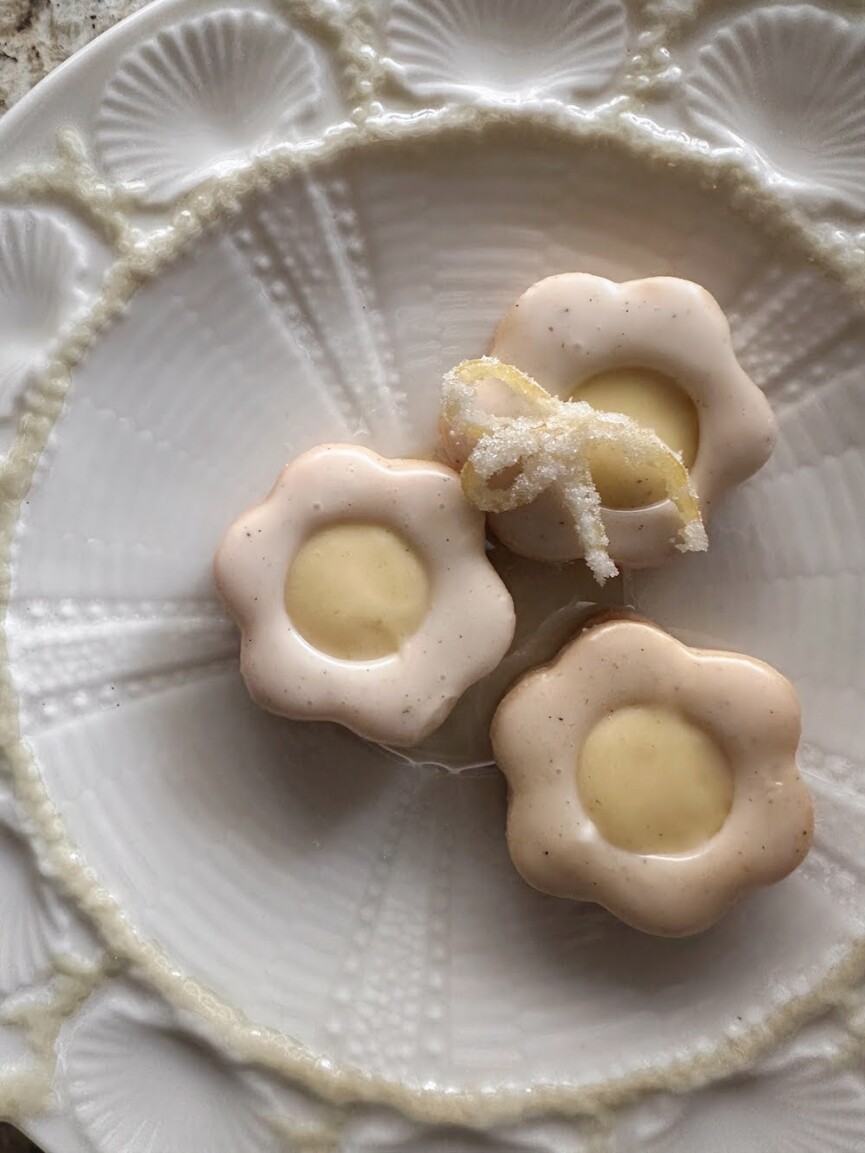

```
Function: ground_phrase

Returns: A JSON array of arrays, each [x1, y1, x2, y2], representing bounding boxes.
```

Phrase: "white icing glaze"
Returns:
[[214, 444, 515, 747], [492, 618, 814, 937], [477, 273, 776, 567]]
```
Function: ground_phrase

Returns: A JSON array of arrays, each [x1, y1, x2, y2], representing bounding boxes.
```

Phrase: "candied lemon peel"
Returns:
[[441, 357, 708, 584]]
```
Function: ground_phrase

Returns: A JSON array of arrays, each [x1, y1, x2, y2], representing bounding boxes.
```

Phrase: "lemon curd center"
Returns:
[[571, 368, 699, 509], [577, 704, 733, 854], [284, 522, 430, 661]]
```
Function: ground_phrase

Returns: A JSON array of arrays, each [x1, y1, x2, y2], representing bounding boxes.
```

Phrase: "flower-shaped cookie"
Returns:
[[491, 617, 813, 936], [215, 445, 515, 747], [446, 272, 776, 568]]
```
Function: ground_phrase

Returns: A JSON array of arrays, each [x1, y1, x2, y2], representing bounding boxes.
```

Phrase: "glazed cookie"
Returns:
[[443, 273, 776, 569], [491, 617, 813, 936], [215, 444, 516, 747]]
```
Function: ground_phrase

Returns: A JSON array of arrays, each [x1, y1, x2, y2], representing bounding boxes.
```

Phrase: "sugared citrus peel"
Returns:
[[441, 357, 707, 585]]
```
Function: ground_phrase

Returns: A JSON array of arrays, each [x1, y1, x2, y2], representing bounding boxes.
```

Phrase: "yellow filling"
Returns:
[[284, 523, 430, 661], [571, 368, 699, 509], [577, 704, 733, 854]]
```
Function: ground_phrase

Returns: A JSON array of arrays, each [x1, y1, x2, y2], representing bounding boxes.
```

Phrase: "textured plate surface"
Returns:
[[1, 1, 865, 1151]]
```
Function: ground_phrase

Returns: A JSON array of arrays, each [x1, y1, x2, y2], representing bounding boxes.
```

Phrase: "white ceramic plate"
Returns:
[[2, 1, 865, 1150]]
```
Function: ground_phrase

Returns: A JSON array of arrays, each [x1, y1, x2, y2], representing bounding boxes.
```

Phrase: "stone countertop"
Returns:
[[0, 0, 148, 113], [0, 1121, 38, 1152]]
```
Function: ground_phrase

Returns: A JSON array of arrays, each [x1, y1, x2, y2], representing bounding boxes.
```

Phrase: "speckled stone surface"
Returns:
[[0, 0, 148, 112], [0, 1121, 39, 1152]]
